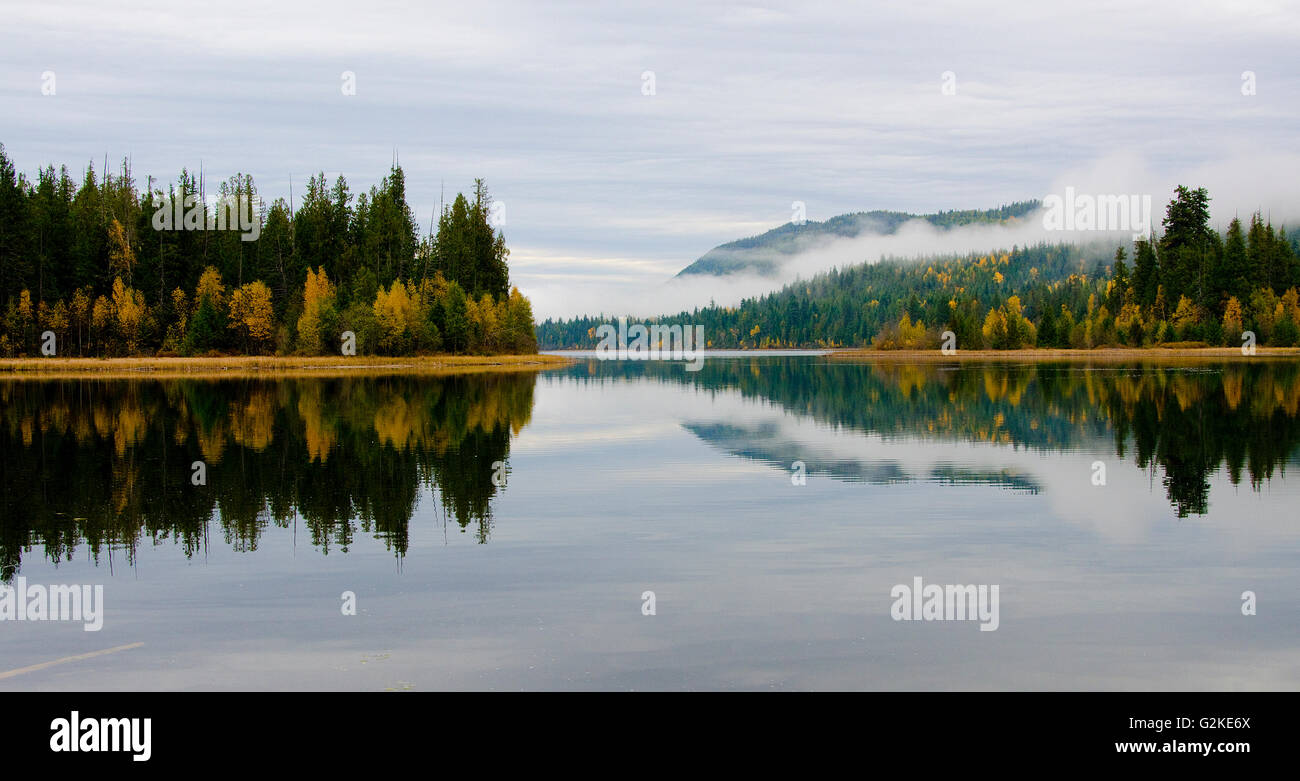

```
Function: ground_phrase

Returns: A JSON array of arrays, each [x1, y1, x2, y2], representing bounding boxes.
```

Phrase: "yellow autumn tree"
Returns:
[[463, 295, 482, 352], [1170, 295, 1200, 340], [1222, 296, 1245, 343], [195, 266, 226, 310], [228, 280, 275, 353], [1003, 295, 1036, 348], [504, 287, 537, 353], [91, 295, 112, 352], [45, 300, 69, 350], [871, 312, 929, 350], [1115, 301, 1144, 345], [108, 219, 136, 283], [162, 287, 190, 352], [1171, 295, 1198, 326], [111, 276, 147, 355], [373, 279, 415, 354], [17, 289, 33, 346], [1279, 288, 1300, 324], [296, 266, 336, 355], [982, 306, 1009, 348], [474, 293, 500, 352], [898, 313, 928, 348], [71, 287, 91, 355], [171, 288, 189, 327]]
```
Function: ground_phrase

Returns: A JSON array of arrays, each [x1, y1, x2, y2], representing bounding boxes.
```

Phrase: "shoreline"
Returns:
[[0, 353, 574, 380]]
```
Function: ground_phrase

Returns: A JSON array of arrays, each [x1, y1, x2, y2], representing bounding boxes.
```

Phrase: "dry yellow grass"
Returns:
[[830, 346, 1300, 362], [0, 353, 574, 380]]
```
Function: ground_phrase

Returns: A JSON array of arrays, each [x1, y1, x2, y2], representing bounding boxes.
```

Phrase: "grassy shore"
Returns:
[[830, 346, 1300, 362], [0, 353, 574, 380]]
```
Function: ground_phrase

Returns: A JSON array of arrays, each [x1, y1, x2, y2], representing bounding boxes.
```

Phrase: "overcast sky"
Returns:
[[3, 0, 1298, 317]]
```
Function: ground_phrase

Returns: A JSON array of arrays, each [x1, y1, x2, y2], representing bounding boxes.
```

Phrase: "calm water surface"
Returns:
[[2, 354, 1298, 690]]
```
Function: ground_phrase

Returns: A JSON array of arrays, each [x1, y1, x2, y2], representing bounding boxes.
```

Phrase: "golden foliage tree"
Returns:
[[296, 266, 336, 355], [229, 281, 275, 353], [17, 289, 33, 346], [71, 287, 91, 355], [111, 277, 148, 355], [504, 287, 537, 353], [91, 295, 112, 352], [472, 293, 500, 352], [107, 219, 136, 283], [1222, 296, 1245, 343], [373, 279, 415, 354], [195, 266, 226, 309], [45, 300, 70, 352], [981, 307, 1009, 348]]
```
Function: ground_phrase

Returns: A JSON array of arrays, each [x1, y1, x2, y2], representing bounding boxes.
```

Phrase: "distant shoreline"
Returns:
[[0, 353, 574, 379], [829, 347, 1300, 361]]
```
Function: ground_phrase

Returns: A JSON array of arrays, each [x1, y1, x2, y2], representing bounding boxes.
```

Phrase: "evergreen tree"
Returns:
[[1132, 239, 1158, 308], [443, 280, 469, 353], [1222, 217, 1249, 306], [1107, 246, 1129, 312]]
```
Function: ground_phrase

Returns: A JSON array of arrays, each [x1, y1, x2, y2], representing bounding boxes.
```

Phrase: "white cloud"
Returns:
[[2, 0, 1297, 319]]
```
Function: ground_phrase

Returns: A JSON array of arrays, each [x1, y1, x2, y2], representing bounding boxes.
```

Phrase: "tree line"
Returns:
[[0, 144, 537, 357], [538, 186, 1300, 350]]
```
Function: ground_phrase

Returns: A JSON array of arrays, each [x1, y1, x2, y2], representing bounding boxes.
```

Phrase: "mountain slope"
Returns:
[[676, 201, 1041, 277]]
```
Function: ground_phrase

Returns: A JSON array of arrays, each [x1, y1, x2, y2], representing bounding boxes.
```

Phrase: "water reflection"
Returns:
[[4, 357, 1299, 581], [683, 421, 1046, 493], [0, 373, 537, 580], [558, 357, 1300, 516]]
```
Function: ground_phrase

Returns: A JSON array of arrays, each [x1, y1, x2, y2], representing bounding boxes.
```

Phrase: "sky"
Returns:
[[2, 0, 1299, 318]]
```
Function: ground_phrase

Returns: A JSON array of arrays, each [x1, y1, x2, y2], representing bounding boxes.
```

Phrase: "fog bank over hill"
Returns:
[[526, 153, 1300, 321]]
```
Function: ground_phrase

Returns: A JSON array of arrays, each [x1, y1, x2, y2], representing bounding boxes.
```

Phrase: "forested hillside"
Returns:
[[0, 144, 537, 357], [676, 201, 1040, 277], [539, 187, 1300, 350]]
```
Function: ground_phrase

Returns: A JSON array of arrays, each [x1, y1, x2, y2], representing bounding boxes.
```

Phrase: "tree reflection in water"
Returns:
[[0, 373, 537, 580]]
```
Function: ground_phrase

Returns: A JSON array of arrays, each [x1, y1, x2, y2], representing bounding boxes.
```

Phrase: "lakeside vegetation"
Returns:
[[538, 187, 1300, 351], [0, 353, 570, 379], [0, 145, 538, 359]]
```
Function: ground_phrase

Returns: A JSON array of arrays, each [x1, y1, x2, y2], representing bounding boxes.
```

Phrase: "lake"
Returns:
[[2, 353, 1298, 690]]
